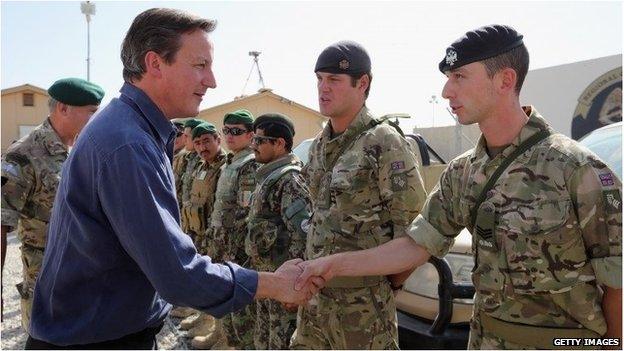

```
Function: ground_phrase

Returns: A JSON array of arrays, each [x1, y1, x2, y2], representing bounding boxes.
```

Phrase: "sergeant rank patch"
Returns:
[[603, 189, 622, 214]]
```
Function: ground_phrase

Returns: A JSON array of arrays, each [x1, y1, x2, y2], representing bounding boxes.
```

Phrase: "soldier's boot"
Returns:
[[188, 314, 216, 338], [170, 306, 195, 318], [179, 312, 202, 330], [191, 326, 226, 350]]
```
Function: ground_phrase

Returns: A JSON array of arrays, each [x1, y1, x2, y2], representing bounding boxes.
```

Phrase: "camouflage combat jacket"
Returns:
[[245, 153, 311, 271], [1, 118, 68, 248], [408, 106, 622, 338], [173, 148, 190, 203], [209, 147, 258, 262], [179, 151, 200, 231], [184, 150, 226, 234], [304, 106, 426, 260]]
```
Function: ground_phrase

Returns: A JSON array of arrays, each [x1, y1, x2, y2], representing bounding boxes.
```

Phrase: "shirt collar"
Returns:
[[119, 83, 176, 146], [469, 106, 552, 162], [42, 117, 68, 155], [255, 153, 299, 182], [322, 105, 373, 144], [227, 147, 254, 165]]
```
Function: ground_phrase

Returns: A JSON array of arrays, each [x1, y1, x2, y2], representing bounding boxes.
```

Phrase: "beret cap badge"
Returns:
[[339, 59, 350, 70], [445, 50, 458, 66]]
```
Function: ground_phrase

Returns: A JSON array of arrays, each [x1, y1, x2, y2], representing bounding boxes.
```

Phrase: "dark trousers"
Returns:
[[25, 323, 163, 350]]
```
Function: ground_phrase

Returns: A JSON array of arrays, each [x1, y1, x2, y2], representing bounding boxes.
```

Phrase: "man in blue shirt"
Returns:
[[26, 8, 321, 349]]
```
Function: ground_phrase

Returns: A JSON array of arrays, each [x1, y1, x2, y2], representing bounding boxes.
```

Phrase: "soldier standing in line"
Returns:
[[245, 113, 312, 350], [289, 41, 427, 349], [1, 78, 104, 331], [172, 120, 186, 155], [296, 25, 622, 349], [172, 120, 190, 202], [208, 109, 259, 349]]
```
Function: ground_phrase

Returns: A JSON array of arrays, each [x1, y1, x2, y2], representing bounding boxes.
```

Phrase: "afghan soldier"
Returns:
[[208, 109, 259, 349], [245, 113, 311, 349], [172, 120, 186, 155], [290, 41, 427, 349], [1, 78, 104, 331], [296, 25, 622, 349]]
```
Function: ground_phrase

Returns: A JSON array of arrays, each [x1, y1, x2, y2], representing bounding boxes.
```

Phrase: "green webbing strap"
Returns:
[[469, 129, 551, 228]]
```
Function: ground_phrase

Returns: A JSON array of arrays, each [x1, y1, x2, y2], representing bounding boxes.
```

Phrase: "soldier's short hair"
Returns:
[[121, 8, 217, 83], [349, 71, 373, 99], [48, 97, 59, 113], [482, 44, 529, 94]]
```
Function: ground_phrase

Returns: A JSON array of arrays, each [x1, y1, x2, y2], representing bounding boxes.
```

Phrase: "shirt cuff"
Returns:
[[1, 209, 18, 228], [206, 262, 258, 318], [591, 256, 622, 288], [407, 214, 454, 258]]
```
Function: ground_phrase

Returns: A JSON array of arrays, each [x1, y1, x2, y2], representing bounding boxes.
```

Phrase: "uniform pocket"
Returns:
[[501, 199, 594, 294]]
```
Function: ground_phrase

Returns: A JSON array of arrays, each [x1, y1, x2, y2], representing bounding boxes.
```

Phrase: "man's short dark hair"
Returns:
[[482, 44, 529, 94], [121, 8, 217, 83], [256, 122, 293, 152], [349, 71, 373, 99]]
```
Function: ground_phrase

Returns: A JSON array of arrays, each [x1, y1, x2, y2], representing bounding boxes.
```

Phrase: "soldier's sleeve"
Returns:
[[568, 160, 622, 288], [236, 161, 259, 209], [406, 162, 465, 258], [1, 152, 35, 229], [377, 132, 427, 238], [279, 174, 311, 258]]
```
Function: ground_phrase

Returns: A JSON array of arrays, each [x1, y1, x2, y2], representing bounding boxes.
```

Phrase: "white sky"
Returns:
[[1, 1, 622, 132]]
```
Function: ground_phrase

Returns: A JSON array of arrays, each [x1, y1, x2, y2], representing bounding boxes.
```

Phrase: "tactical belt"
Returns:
[[325, 275, 386, 289], [481, 313, 600, 349]]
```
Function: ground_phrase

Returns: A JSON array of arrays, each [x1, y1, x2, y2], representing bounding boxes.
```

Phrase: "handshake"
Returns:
[[256, 256, 336, 306]]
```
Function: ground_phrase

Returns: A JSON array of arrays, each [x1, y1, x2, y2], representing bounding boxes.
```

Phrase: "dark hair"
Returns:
[[121, 8, 217, 83], [482, 44, 529, 94], [349, 71, 373, 99], [256, 122, 293, 152], [244, 123, 254, 132]]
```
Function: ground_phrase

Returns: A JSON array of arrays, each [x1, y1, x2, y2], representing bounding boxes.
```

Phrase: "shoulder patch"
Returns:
[[391, 161, 405, 170], [603, 189, 621, 214], [599, 173, 615, 187]]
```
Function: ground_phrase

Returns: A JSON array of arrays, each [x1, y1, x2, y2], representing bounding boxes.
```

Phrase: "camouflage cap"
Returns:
[[183, 118, 204, 129], [315, 40, 371, 75], [48, 78, 105, 106], [254, 113, 295, 137], [192, 122, 218, 139], [223, 109, 254, 125], [439, 24, 524, 73]]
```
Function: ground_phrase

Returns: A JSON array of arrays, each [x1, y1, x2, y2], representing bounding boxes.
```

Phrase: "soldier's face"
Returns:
[[193, 133, 220, 162], [159, 30, 216, 119], [317, 72, 365, 119], [442, 62, 497, 125], [223, 123, 253, 153], [252, 128, 278, 164], [184, 127, 194, 151], [67, 104, 99, 138]]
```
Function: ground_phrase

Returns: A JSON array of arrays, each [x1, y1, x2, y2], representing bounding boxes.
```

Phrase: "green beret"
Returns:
[[223, 109, 254, 125], [48, 78, 104, 106], [183, 118, 204, 129], [192, 122, 218, 139], [254, 113, 295, 137]]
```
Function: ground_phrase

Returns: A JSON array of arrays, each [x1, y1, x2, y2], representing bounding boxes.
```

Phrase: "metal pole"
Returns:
[[87, 18, 91, 81]]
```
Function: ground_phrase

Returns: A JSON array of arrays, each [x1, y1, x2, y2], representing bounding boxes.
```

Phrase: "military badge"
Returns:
[[391, 161, 405, 170], [599, 173, 615, 187], [390, 173, 408, 191], [445, 49, 458, 66], [198, 170, 207, 180], [339, 59, 349, 70], [603, 189, 621, 214]]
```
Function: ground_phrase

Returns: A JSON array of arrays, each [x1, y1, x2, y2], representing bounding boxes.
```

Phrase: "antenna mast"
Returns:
[[241, 51, 266, 95]]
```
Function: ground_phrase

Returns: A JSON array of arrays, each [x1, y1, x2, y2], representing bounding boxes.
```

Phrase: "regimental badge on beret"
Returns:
[[445, 50, 458, 66], [339, 59, 350, 70]]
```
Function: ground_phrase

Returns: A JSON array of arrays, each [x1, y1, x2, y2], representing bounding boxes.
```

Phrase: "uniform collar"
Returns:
[[255, 153, 300, 182], [321, 105, 373, 145], [470, 106, 553, 162], [42, 117, 68, 156], [227, 147, 254, 164], [206, 149, 226, 168]]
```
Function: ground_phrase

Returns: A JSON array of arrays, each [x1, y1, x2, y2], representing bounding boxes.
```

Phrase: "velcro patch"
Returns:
[[391, 161, 405, 170], [600, 173, 615, 187], [603, 189, 622, 214], [391, 173, 408, 191]]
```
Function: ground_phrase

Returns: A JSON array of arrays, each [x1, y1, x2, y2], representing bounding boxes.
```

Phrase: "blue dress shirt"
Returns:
[[29, 83, 258, 346]]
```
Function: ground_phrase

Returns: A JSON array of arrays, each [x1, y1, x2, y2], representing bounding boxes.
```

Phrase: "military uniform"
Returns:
[[173, 148, 190, 208], [209, 147, 258, 349], [245, 153, 311, 349], [291, 106, 427, 349], [1, 118, 68, 331], [179, 151, 200, 235], [407, 107, 622, 349]]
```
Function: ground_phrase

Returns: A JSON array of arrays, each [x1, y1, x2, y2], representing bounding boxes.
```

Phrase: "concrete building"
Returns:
[[1, 84, 50, 152], [196, 88, 326, 147]]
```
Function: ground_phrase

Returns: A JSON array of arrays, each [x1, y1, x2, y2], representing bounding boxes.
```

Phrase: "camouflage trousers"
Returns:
[[223, 302, 256, 349], [254, 299, 297, 350], [18, 244, 44, 332], [290, 284, 399, 349]]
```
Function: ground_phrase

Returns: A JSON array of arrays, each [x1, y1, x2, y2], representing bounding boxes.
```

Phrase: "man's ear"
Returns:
[[143, 51, 164, 79], [496, 67, 517, 94]]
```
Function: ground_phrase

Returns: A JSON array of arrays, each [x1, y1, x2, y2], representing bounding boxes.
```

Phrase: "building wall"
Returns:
[[197, 95, 326, 147], [2, 91, 50, 152]]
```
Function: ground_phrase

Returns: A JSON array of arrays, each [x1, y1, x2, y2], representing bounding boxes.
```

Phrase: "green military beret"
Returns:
[[183, 118, 204, 129], [48, 78, 105, 106], [192, 122, 218, 139], [223, 109, 254, 125], [254, 113, 296, 137]]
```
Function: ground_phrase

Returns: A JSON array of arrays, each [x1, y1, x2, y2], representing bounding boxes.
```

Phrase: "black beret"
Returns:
[[439, 24, 524, 73], [223, 109, 254, 125], [254, 113, 295, 137], [315, 40, 371, 75], [48, 78, 104, 106], [192, 122, 218, 139], [183, 118, 204, 129]]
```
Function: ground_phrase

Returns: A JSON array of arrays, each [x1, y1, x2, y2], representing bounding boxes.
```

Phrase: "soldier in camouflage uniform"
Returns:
[[296, 25, 622, 349], [290, 41, 427, 349], [208, 109, 259, 349], [1, 78, 104, 331], [245, 113, 311, 349]]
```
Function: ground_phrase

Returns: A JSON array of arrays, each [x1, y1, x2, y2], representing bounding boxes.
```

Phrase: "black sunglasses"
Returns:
[[251, 135, 279, 145], [222, 126, 250, 136]]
